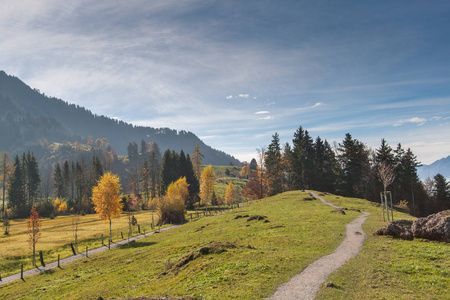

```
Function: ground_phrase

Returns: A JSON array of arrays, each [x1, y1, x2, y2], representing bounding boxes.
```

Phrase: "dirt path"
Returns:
[[0, 225, 178, 286], [268, 191, 370, 300]]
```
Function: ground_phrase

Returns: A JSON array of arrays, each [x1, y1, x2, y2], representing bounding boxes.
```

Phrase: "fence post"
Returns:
[[58, 254, 60, 268], [108, 239, 110, 250], [70, 243, 76, 255], [39, 250, 45, 267], [86, 246, 88, 257], [121, 232, 123, 239], [21, 264, 23, 280], [138, 224, 141, 234], [101, 234, 104, 245]]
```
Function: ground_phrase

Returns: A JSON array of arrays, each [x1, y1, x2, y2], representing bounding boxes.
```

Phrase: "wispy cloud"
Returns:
[[254, 111, 269, 115], [393, 117, 427, 127]]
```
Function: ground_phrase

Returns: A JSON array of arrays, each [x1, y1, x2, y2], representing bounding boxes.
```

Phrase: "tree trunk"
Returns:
[[109, 217, 112, 246]]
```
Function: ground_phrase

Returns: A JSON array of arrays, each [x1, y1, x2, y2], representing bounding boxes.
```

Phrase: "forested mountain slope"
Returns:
[[0, 71, 239, 166]]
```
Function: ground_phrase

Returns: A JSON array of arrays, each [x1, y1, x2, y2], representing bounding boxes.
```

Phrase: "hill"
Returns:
[[0, 70, 239, 166], [417, 155, 450, 180], [0, 191, 447, 299]]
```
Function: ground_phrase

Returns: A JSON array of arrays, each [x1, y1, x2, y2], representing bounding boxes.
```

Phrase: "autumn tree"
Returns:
[[200, 165, 215, 206], [91, 172, 123, 245], [225, 181, 236, 206], [157, 177, 188, 224], [240, 165, 250, 179], [27, 206, 41, 266]]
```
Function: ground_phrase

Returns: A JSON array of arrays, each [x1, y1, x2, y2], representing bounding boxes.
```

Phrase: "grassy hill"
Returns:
[[0, 191, 448, 299]]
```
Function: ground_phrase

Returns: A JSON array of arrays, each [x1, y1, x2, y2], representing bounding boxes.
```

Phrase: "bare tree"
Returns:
[[72, 215, 80, 253], [378, 162, 395, 221]]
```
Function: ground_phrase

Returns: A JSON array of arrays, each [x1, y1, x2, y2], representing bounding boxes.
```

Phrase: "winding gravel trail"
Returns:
[[0, 225, 178, 286], [268, 191, 370, 300]]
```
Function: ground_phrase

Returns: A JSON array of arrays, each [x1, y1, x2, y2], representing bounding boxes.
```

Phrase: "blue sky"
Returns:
[[1, 1, 449, 164]]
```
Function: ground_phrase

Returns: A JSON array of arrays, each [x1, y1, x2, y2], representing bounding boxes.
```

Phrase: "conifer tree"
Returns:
[[200, 165, 215, 206], [191, 144, 204, 180], [8, 155, 27, 217], [265, 133, 283, 196]]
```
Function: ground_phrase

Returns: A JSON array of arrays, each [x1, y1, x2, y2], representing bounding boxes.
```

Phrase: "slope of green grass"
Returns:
[[1, 191, 447, 299], [316, 193, 449, 300], [0, 191, 357, 299]]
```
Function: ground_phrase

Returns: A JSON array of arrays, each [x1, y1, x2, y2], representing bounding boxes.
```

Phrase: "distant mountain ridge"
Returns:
[[417, 155, 450, 180], [0, 70, 239, 166]]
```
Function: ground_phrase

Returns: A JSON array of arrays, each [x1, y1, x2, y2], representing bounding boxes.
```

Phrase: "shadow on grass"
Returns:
[[119, 241, 157, 249]]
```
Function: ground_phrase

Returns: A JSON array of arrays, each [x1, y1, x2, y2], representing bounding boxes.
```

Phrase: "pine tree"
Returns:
[[8, 155, 27, 217], [265, 133, 283, 196], [53, 163, 65, 199]]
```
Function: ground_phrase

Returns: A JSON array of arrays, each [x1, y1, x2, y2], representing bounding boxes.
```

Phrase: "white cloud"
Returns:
[[393, 117, 427, 127], [238, 94, 250, 98], [226, 95, 233, 99], [254, 111, 269, 115], [258, 116, 273, 120]]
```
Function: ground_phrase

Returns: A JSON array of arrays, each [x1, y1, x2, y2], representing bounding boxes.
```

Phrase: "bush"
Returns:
[[36, 200, 55, 218]]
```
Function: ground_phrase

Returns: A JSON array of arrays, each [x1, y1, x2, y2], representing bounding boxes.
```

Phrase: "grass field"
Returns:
[[0, 210, 160, 277], [316, 194, 450, 300], [1, 191, 448, 299]]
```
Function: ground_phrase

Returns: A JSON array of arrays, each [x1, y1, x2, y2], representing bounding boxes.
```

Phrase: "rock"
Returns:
[[412, 210, 450, 242], [373, 219, 414, 240], [325, 282, 336, 288], [331, 209, 346, 215]]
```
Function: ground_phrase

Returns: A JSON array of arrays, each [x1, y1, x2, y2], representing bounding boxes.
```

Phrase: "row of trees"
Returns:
[[251, 126, 448, 216]]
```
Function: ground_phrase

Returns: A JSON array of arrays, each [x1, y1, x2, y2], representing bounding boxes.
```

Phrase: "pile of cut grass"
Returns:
[[0, 191, 357, 299]]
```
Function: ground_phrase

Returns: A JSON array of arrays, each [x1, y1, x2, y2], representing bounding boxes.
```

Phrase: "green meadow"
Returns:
[[0, 191, 448, 299]]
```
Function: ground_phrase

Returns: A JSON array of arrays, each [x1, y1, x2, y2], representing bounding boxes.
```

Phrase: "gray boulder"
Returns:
[[412, 210, 450, 242]]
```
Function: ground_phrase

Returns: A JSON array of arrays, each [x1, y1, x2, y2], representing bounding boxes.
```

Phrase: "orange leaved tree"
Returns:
[[157, 177, 188, 224], [91, 172, 122, 245], [225, 181, 236, 206], [27, 206, 41, 266], [199, 165, 215, 206]]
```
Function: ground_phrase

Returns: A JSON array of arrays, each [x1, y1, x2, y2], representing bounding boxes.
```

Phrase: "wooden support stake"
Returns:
[[58, 254, 60, 268], [86, 246, 88, 257], [21, 264, 23, 280]]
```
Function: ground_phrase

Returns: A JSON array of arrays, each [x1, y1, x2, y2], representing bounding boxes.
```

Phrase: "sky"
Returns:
[[1, 0, 450, 164]]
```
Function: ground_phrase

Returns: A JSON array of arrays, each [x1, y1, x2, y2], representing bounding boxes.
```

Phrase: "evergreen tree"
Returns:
[[24, 152, 40, 207], [336, 133, 372, 198], [265, 133, 283, 196], [433, 174, 449, 208], [185, 154, 200, 207], [53, 163, 65, 198], [249, 158, 257, 171], [149, 151, 160, 199], [140, 139, 147, 155], [281, 143, 293, 191], [8, 155, 27, 217]]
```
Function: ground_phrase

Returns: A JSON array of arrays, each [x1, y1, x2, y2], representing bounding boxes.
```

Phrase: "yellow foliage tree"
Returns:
[[240, 165, 250, 179], [27, 206, 41, 266], [200, 165, 215, 206], [157, 177, 188, 224], [91, 172, 122, 244], [225, 181, 236, 206]]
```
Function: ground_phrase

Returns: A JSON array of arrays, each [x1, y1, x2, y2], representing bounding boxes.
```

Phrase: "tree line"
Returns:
[[244, 126, 450, 216]]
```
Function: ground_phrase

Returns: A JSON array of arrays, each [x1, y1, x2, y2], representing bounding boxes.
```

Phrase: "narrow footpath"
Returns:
[[269, 191, 370, 300], [0, 225, 178, 286]]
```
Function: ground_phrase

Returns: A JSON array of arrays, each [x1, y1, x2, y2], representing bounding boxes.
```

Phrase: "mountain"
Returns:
[[417, 156, 450, 180], [0, 70, 239, 166]]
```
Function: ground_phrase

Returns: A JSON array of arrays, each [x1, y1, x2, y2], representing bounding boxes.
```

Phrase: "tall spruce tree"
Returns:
[[265, 133, 283, 196], [8, 155, 27, 217]]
